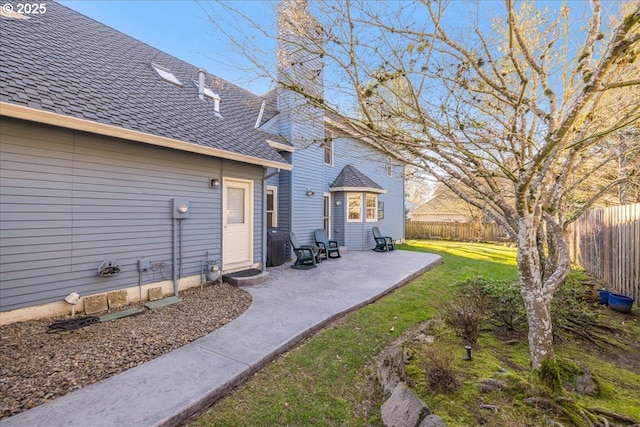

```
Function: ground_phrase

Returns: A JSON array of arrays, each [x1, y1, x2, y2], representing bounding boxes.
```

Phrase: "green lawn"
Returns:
[[189, 240, 519, 426]]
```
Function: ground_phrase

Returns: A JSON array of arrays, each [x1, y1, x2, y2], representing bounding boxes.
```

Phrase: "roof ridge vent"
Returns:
[[151, 62, 183, 87]]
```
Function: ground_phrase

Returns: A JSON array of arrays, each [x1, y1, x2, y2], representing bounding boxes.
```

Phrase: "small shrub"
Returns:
[[478, 278, 526, 332], [441, 298, 482, 345], [421, 346, 459, 392], [444, 276, 525, 340]]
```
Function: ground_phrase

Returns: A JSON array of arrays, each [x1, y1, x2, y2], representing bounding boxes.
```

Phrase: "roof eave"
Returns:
[[267, 139, 295, 152], [329, 187, 387, 194], [1, 102, 293, 171]]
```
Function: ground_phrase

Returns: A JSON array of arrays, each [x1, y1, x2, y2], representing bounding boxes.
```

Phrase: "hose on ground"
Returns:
[[48, 316, 99, 333]]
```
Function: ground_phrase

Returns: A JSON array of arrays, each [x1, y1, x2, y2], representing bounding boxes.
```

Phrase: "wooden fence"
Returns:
[[405, 221, 511, 243], [568, 203, 640, 306]]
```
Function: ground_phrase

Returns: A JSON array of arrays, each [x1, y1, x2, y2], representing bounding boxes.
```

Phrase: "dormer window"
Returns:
[[151, 63, 182, 86]]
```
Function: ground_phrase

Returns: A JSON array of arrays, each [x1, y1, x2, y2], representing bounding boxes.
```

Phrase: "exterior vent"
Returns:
[[193, 71, 222, 118], [151, 62, 183, 86]]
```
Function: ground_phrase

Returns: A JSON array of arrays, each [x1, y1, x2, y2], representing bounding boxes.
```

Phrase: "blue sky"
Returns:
[[58, 0, 610, 100], [59, 1, 278, 95]]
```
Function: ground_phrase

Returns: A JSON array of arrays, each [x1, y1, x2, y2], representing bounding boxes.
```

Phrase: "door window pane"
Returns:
[[227, 188, 245, 224]]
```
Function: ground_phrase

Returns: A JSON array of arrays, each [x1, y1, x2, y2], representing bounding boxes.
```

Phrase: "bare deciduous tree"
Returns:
[[204, 0, 640, 369]]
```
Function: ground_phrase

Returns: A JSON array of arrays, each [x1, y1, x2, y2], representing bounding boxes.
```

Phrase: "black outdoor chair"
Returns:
[[372, 226, 396, 252], [313, 229, 341, 259], [289, 231, 319, 269]]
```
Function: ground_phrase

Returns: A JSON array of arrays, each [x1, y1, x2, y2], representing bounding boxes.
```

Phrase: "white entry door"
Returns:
[[223, 178, 253, 269]]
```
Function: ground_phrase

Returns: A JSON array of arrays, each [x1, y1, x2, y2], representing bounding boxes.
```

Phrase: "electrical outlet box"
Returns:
[[138, 259, 150, 272]]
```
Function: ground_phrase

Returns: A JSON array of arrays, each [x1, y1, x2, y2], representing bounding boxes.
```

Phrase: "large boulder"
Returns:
[[419, 415, 447, 427], [377, 342, 410, 397], [381, 382, 430, 427]]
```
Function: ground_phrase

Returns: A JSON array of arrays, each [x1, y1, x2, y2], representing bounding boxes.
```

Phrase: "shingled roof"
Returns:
[[0, 2, 291, 170], [330, 164, 386, 194], [412, 195, 473, 216]]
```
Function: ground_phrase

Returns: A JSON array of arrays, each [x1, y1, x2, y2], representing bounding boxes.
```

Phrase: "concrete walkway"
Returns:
[[1, 250, 441, 427]]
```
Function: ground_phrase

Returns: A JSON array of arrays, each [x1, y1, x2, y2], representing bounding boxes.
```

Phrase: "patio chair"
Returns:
[[372, 226, 396, 252], [313, 229, 341, 259], [289, 231, 319, 269]]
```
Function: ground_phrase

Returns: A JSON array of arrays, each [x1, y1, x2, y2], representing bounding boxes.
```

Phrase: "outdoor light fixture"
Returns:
[[306, 188, 315, 196], [463, 345, 473, 361], [210, 178, 220, 189]]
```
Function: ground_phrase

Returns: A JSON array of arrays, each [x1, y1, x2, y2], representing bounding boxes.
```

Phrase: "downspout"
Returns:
[[172, 217, 178, 296], [262, 171, 267, 272], [263, 168, 281, 271]]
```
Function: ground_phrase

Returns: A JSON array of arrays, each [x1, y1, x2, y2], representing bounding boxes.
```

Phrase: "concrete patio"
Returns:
[[1, 249, 441, 427]]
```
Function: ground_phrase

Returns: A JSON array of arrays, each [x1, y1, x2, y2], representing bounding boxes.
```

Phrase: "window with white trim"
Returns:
[[324, 133, 333, 166], [347, 193, 362, 222], [266, 186, 277, 227], [366, 194, 378, 222]]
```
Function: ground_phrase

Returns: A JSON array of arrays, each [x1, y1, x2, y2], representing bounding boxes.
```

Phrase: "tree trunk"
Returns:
[[520, 279, 555, 369], [517, 232, 555, 369]]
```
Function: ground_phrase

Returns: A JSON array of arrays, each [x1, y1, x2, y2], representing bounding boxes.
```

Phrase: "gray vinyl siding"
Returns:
[[331, 193, 345, 245], [328, 136, 405, 251], [277, 94, 325, 248], [0, 117, 264, 311], [290, 142, 325, 246]]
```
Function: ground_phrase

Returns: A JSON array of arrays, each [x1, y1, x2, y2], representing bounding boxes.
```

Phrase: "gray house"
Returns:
[[0, 2, 404, 324]]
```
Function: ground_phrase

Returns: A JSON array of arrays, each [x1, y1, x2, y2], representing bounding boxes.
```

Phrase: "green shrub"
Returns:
[[421, 346, 459, 392], [449, 276, 526, 334]]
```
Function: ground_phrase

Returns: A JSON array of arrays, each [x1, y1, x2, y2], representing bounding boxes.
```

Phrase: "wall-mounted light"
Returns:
[[335, 200, 342, 206], [210, 178, 220, 189], [306, 188, 315, 196]]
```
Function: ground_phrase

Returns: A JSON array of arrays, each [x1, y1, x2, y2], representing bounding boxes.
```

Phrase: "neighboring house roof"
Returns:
[[411, 195, 473, 217], [0, 2, 291, 170], [330, 164, 387, 194]]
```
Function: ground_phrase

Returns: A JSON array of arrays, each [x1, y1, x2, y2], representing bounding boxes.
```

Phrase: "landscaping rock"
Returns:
[[478, 378, 507, 393], [148, 287, 163, 301], [377, 342, 409, 397], [83, 294, 108, 314], [574, 365, 599, 396], [106, 290, 128, 309], [419, 414, 447, 427], [414, 333, 435, 344], [381, 382, 431, 427]]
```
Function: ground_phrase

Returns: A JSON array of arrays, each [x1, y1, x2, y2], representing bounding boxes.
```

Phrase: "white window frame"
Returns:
[[266, 186, 277, 227], [365, 193, 378, 222], [323, 193, 331, 237], [386, 158, 393, 177], [324, 133, 333, 166], [347, 193, 362, 222]]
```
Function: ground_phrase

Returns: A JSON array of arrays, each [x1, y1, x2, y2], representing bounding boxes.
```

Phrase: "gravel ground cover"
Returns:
[[0, 283, 252, 420]]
